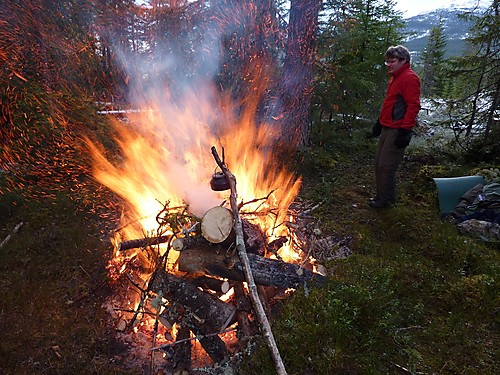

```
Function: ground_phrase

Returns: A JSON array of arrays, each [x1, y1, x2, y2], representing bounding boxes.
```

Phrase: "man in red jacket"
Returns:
[[370, 45, 421, 209]]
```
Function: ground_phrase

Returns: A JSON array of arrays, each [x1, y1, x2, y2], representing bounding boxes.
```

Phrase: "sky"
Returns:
[[395, 0, 490, 18]]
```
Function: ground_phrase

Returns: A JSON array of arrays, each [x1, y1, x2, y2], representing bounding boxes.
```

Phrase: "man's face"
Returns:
[[385, 58, 406, 75]]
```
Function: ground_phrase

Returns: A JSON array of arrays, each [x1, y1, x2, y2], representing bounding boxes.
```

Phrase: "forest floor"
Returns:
[[0, 121, 498, 374]]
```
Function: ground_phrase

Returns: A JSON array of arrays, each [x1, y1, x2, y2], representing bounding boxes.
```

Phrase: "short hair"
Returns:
[[385, 45, 411, 63]]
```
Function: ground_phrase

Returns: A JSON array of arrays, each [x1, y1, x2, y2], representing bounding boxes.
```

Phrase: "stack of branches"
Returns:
[[108, 147, 327, 374]]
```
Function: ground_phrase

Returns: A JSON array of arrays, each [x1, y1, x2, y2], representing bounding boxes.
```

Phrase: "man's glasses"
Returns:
[[385, 59, 399, 66]]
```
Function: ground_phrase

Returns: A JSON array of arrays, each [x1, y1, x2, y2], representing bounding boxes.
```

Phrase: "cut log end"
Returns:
[[201, 206, 234, 244], [172, 238, 184, 251]]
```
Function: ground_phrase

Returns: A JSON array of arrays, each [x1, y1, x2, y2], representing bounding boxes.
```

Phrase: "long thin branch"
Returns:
[[0, 222, 24, 249], [117, 235, 171, 251], [211, 146, 287, 375]]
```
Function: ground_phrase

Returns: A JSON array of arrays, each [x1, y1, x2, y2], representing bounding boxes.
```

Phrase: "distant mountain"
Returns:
[[403, 5, 487, 64]]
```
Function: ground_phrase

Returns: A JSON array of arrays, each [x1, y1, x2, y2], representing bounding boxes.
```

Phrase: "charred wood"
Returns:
[[233, 283, 255, 344], [257, 285, 272, 320], [172, 324, 191, 374], [190, 276, 231, 296], [161, 307, 230, 366], [177, 247, 326, 289], [267, 236, 288, 258], [149, 270, 236, 333], [191, 324, 230, 365], [118, 235, 170, 251], [242, 220, 266, 255], [150, 271, 232, 365], [232, 282, 252, 312]]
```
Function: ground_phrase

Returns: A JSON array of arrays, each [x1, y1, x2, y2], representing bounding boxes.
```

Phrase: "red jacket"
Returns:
[[379, 63, 421, 130]]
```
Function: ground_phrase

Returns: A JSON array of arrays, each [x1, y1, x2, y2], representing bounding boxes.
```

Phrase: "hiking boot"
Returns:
[[368, 200, 393, 209]]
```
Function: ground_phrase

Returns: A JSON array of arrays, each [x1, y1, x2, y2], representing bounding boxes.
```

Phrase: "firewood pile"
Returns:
[[103, 148, 350, 374]]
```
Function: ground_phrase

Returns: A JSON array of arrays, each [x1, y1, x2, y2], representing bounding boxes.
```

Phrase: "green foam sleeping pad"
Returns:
[[433, 175, 485, 214]]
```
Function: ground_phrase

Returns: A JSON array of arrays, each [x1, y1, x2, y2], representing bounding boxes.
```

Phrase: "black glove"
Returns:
[[371, 120, 382, 137], [394, 128, 413, 148]]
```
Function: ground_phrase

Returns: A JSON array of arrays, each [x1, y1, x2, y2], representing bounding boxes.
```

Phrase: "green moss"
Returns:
[[0, 191, 134, 374], [2, 118, 499, 374], [241, 123, 499, 374]]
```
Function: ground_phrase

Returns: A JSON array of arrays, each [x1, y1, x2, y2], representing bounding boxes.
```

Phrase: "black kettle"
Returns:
[[210, 171, 230, 191]]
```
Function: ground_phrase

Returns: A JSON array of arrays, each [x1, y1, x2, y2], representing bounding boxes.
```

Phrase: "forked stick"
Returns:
[[211, 146, 287, 375]]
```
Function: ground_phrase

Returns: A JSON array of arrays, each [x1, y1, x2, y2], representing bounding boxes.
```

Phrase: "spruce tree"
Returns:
[[445, 0, 499, 159], [421, 21, 447, 97], [315, 0, 404, 126]]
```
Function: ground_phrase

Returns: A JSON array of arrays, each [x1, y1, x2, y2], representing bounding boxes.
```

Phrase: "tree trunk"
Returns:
[[278, 0, 321, 148], [484, 78, 500, 138]]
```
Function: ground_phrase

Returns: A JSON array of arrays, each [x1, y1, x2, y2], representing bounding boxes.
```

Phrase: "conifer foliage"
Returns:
[[314, 0, 404, 127], [444, 0, 500, 160], [421, 21, 447, 97]]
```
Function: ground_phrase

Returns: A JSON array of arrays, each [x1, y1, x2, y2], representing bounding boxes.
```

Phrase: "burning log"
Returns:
[[233, 283, 256, 344], [150, 270, 233, 364], [175, 238, 325, 289], [125, 220, 269, 254], [172, 324, 191, 374], [150, 270, 236, 333], [242, 220, 266, 255], [110, 148, 322, 372], [190, 324, 230, 365], [161, 309, 230, 366], [190, 276, 231, 296], [118, 235, 171, 251]]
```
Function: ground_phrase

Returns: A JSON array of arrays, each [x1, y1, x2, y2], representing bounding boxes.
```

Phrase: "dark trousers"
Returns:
[[374, 127, 406, 204]]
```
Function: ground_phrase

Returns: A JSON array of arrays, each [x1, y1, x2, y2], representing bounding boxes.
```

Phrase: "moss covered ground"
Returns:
[[241, 122, 499, 374], [0, 121, 498, 374]]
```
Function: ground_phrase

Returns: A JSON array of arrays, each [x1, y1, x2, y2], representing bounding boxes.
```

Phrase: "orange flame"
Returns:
[[87, 71, 301, 265]]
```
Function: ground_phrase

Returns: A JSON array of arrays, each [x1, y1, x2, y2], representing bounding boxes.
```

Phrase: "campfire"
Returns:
[[86, 77, 328, 373]]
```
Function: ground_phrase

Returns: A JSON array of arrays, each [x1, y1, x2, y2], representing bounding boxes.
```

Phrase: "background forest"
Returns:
[[0, 0, 499, 374]]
